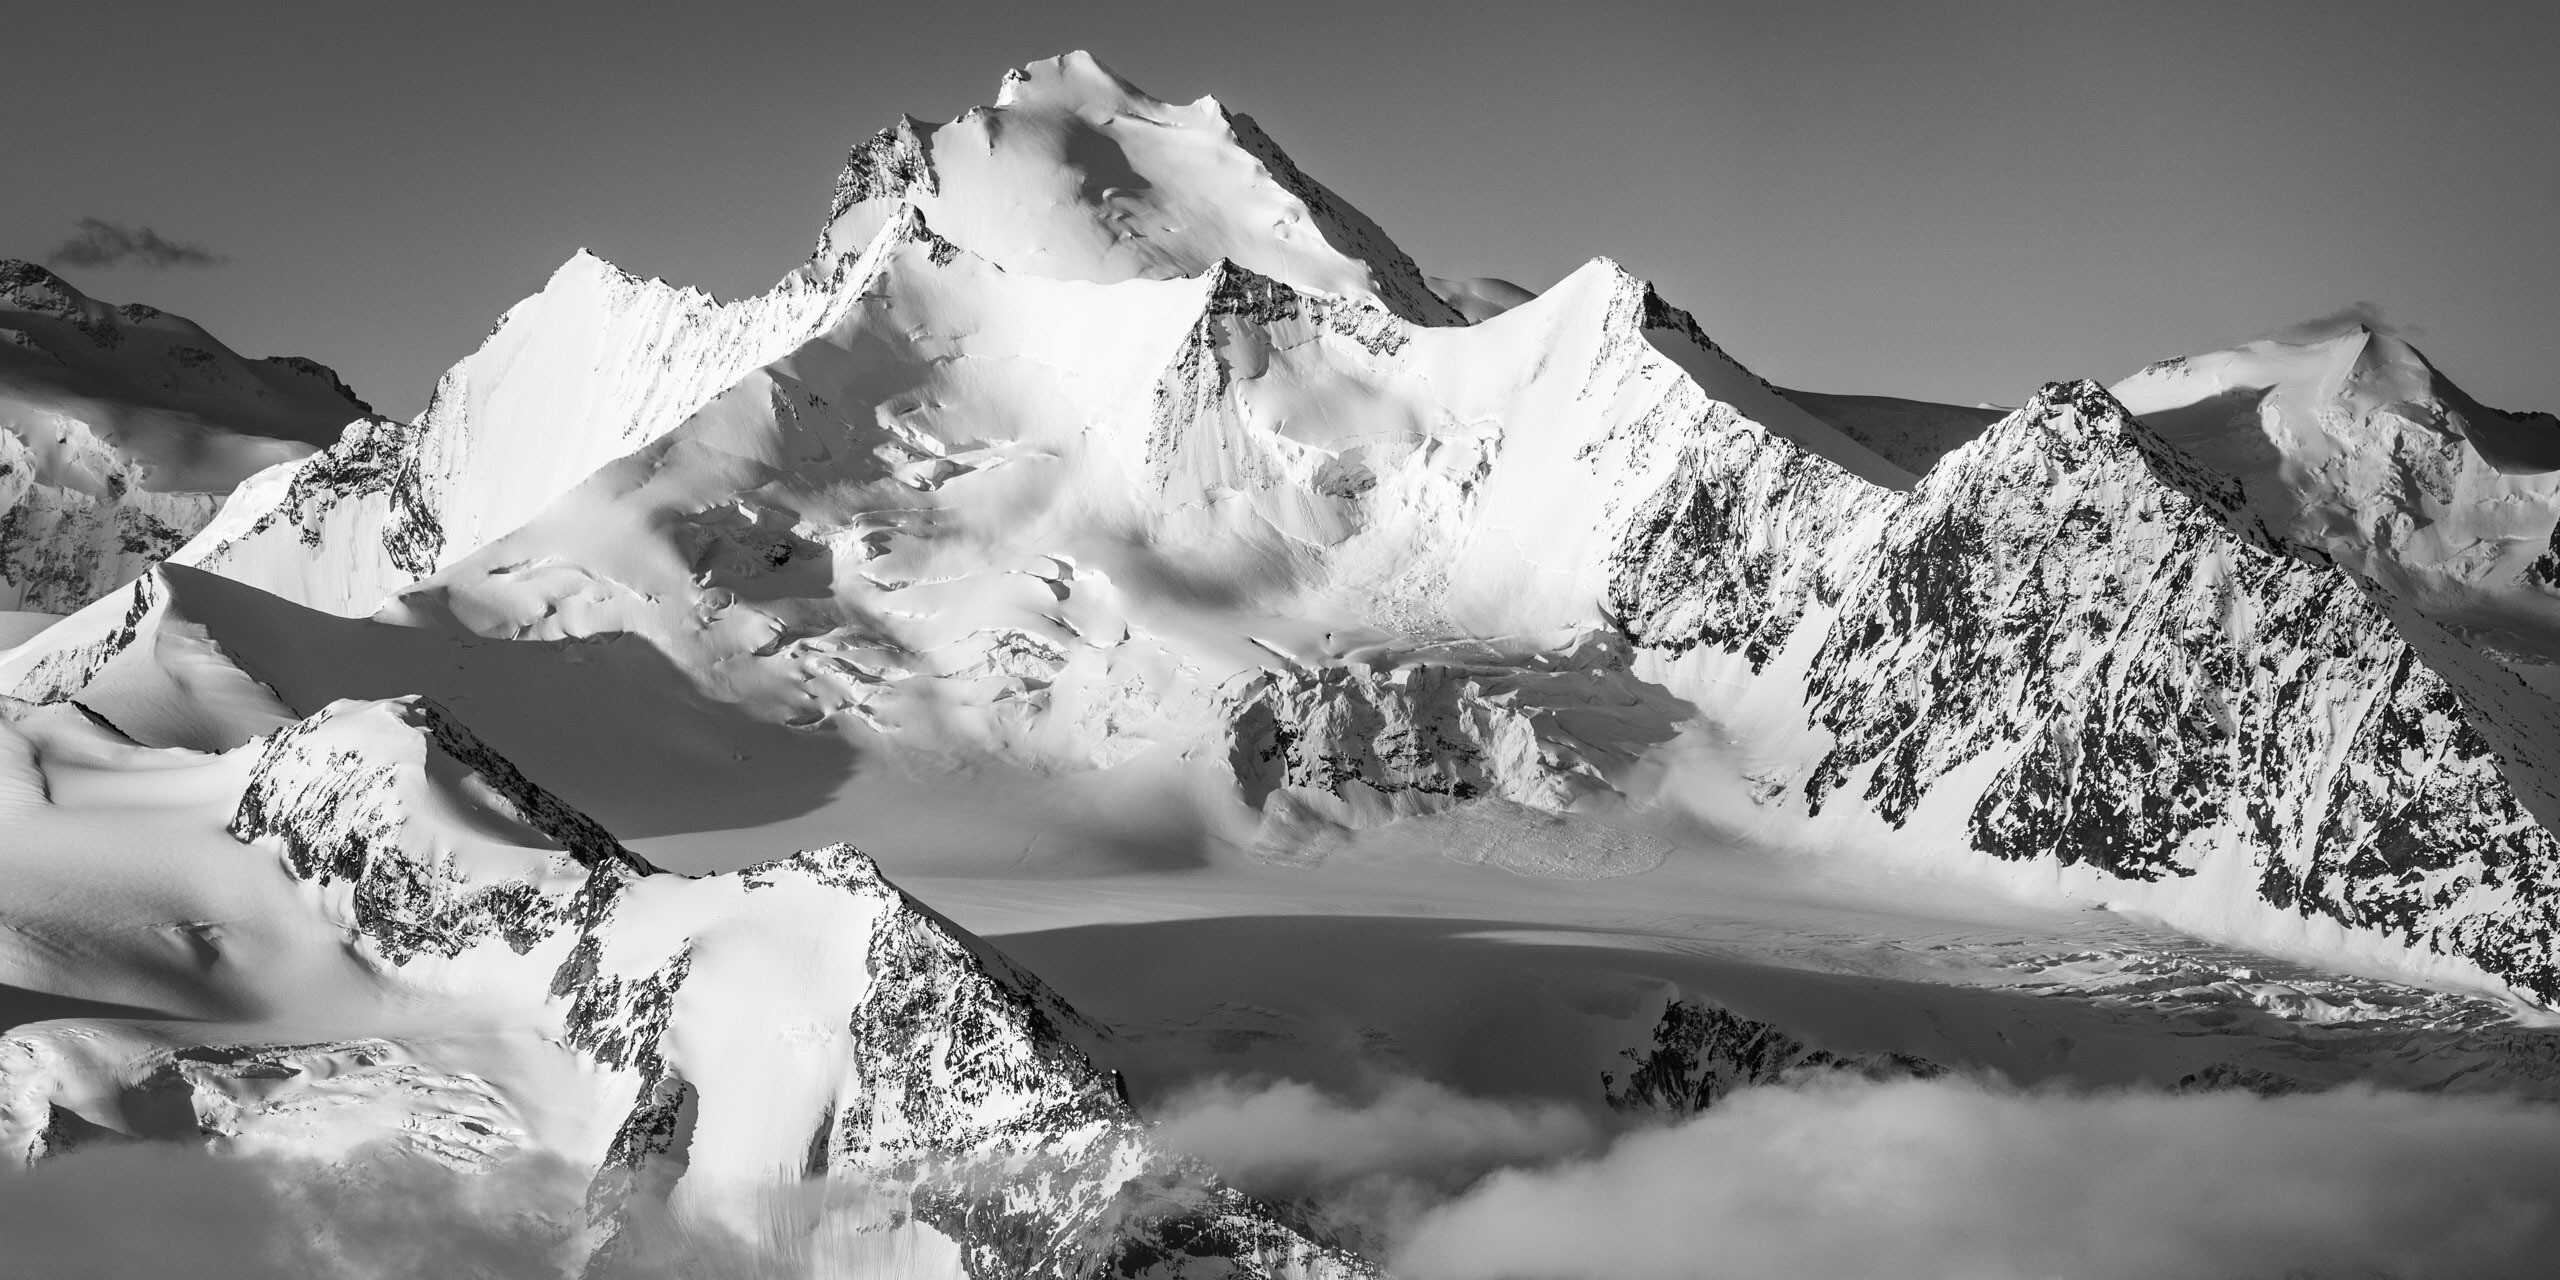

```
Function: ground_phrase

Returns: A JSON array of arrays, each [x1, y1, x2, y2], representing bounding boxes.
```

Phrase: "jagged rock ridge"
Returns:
[[1617, 379, 2560, 1000], [1603, 997, 1941, 1116]]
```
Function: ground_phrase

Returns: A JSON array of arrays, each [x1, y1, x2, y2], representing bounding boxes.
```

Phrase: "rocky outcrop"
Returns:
[[1602, 997, 1939, 1117], [1221, 641, 1684, 828], [227, 696, 652, 963], [1618, 378, 2560, 1002], [0, 423, 211, 612], [1604, 407, 1869, 671]]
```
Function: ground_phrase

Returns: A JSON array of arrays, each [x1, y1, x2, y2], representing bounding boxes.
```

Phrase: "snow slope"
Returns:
[[0, 261, 370, 612]]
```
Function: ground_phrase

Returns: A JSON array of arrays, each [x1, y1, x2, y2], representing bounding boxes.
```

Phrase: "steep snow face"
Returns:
[[0, 262, 369, 612], [571, 844, 1370, 1279], [351, 244, 1904, 853], [4, 695, 1367, 1277], [161, 250, 881, 618], [5, 233, 1834, 854], [813, 51, 1462, 327]]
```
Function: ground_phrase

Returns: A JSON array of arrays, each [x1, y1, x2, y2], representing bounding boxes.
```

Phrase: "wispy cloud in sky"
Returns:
[[47, 217, 227, 271], [2262, 300, 2427, 342]]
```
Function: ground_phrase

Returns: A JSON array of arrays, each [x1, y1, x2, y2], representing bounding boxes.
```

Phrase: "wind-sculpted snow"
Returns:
[[0, 261, 368, 612]]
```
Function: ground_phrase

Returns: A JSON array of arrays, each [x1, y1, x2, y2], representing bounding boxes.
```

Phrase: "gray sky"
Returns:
[[9, 1, 2556, 420]]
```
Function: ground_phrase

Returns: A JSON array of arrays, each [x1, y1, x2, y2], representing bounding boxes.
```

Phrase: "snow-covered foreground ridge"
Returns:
[[0, 261, 371, 613], [0, 694, 1365, 1277]]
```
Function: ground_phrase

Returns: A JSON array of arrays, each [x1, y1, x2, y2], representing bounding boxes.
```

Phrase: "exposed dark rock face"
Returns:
[[819, 116, 940, 256], [1603, 997, 1939, 1117], [1617, 379, 2560, 1003], [207, 414, 446, 577], [1223, 651, 1678, 822], [227, 696, 650, 963], [1606, 427, 1860, 672], [0, 461, 207, 614]]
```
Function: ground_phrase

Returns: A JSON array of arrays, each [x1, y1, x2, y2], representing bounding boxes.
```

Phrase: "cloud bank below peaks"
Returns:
[[1393, 1074, 2560, 1280]]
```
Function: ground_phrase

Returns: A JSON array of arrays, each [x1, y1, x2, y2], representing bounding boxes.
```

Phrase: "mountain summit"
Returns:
[[812, 51, 1463, 326]]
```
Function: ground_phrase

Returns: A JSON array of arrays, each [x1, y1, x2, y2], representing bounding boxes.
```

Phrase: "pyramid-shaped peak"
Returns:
[[810, 55, 1461, 326]]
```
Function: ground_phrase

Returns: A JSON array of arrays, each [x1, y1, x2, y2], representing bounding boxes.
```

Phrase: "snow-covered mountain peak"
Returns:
[[990, 48, 1160, 112], [1572, 257, 1916, 488], [2112, 321, 2560, 636], [811, 51, 1463, 327], [0, 259, 369, 446], [0, 263, 374, 612]]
